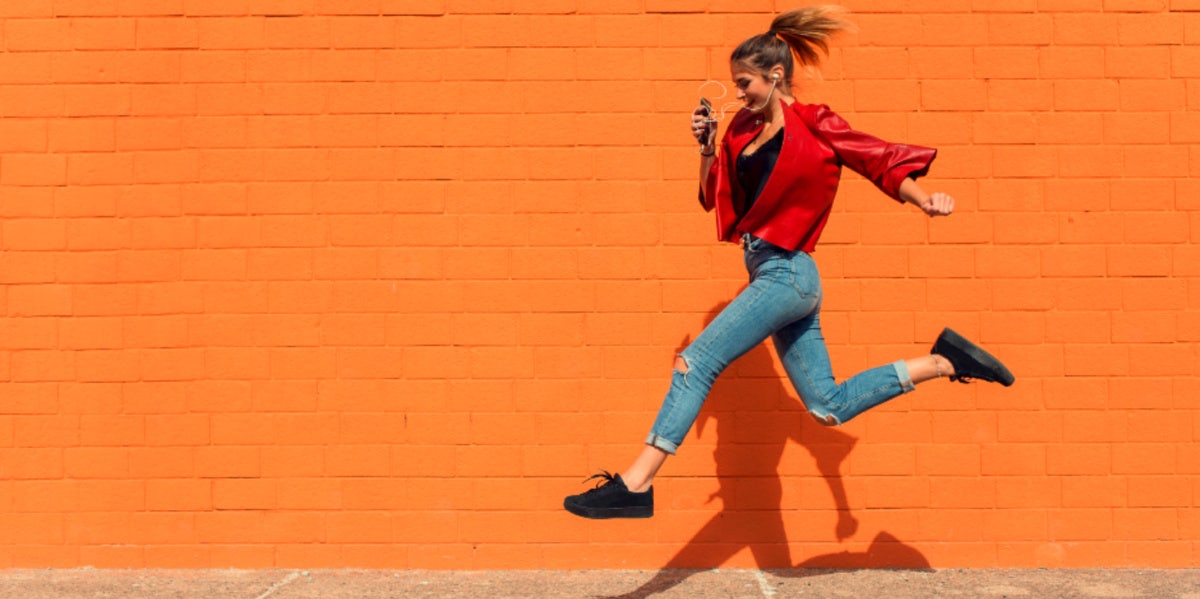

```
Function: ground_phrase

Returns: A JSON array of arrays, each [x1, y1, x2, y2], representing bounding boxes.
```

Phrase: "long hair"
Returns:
[[730, 5, 856, 87]]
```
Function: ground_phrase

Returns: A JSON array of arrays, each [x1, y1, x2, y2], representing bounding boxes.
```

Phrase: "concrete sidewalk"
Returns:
[[0, 568, 1198, 598]]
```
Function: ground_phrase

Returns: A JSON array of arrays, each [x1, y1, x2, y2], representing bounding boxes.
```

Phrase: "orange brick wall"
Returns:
[[1, 0, 1198, 569]]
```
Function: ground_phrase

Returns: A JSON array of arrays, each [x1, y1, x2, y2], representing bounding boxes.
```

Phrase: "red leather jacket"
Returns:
[[702, 102, 937, 253]]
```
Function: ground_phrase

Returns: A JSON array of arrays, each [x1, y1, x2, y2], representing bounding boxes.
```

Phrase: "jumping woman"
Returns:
[[565, 5, 1014, 519]]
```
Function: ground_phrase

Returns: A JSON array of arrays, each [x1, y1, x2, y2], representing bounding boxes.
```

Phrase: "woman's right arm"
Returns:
[[692, 106, 717, 203], [698, 151, 716, 203]]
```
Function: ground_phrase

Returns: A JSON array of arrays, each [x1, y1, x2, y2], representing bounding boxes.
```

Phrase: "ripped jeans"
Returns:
[[645, 235, 916, 455]]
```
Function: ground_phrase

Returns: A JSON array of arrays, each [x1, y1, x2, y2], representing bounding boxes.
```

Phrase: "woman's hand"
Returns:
[[918, 192, 955, 217]]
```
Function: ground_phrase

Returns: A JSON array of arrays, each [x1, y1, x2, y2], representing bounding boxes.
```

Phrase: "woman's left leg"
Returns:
[[768, 249, 956, 423], [772, 310, 924, 426]]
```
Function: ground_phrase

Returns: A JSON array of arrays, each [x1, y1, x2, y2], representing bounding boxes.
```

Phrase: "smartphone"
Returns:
[[698, 98, 713, 146]]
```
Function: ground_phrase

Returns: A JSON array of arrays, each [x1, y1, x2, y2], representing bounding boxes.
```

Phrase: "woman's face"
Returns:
[[730, 62, 781, 109]]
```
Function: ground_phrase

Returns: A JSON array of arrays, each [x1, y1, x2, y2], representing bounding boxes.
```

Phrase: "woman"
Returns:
[[564, 6, 1014, 520]]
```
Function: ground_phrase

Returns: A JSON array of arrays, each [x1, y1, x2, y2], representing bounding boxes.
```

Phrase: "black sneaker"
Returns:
[[563, 471, 653, 519], [931, 327, 1015, 386]]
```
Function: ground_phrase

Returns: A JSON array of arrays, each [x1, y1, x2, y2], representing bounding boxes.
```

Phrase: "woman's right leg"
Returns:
[[565, 277, 804, 518], [622, 259, 821, 490]]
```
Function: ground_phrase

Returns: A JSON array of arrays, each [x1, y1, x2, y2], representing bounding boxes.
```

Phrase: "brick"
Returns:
[[982, 443, 1046, 476], [122, 382, 187, 416], [1056, 79, 1120, 111], [1063, 476, 1126, 508], [0, 52, 53, 85], [972, 47, 1040, 80], [63, 448, 129, 480], [1128, 540, 1194, 568], [9, 285, 72, 317], [1113, 443, 1178, 475], [1114, 508, 1178, 541], [995, 477, 1060, 509], [0, 252, 55, 285], [1125, 145, 1190, 178], [3, 85, 66, 119], [0, 0, 53, 17], [1107, 46, 1171, 80], [986, 13, 1053, 45], [263, 16, 329, 48], [1059, 212, 1124, 244], [1121, 79, 1186, 111], [127, 444, 193, 478], [1050, 11, 1114, 42], [10, 350, 74, 382], [1049, 508, 1114, 541], [1047, 444, 1110, 475], [1124, 213, 1188, 244], [339, 413, 406, 445], [926, 278, 993, 311], [1, 188, 58, 221], [213, 478, 276, 510], [13, 415, 79, 447], [337, 347, 406, 379], [1037, 113, 1104, 145], [145, 413, 208, 446], [1041, 246, 1107, 278], [1128, 343, 1195, 376], [0, 318, 57, 350], [1110, 179, 1174, 212], [919, 13, 988, 45], [861, 476, 929, 509], [1119, 12, 1184, 44], [1173, 46, 1200, 78], [328, 512, 392, 544], [850, 79, 921, 113], [1126, 410, 1190, 443], [146, 479, 210, 511], [134, 17, 197, 50], [917, 443, 982, 478], [0, 448, 63, 479], [1, 155, 67, 187], [340, 477, 407, 510]]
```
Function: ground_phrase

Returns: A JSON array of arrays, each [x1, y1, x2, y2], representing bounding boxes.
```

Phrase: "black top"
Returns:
[[736, 127, 784, 214]]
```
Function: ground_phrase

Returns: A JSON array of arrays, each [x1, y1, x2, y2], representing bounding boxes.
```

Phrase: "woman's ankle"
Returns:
[[621, 473, 652, 493], [932, 354, 956, 378]]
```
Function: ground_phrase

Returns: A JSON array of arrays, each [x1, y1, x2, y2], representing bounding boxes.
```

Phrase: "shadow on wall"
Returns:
[[602, 303, 930, 599]]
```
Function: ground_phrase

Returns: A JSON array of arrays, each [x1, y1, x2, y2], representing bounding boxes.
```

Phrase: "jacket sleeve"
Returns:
[[805, 104, 937, 202]]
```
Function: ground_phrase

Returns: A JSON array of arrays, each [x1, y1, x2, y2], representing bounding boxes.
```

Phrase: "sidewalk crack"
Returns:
[[253, 571, 302, 599], [754, 570, 777, 597]]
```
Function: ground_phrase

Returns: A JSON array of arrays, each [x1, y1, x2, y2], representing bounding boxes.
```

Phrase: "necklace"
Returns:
[[755, 108, 782, 129], [756, 113, 782, 133]]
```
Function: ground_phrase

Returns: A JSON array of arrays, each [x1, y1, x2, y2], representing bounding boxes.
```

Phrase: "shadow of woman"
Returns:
[[601, 303, 929, 599]]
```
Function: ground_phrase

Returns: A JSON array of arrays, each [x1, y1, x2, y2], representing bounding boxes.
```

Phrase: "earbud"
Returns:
[[772, 73, 780, 80]]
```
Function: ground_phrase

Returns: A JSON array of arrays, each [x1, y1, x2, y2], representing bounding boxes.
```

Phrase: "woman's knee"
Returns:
[[673, 355, 689, 373]]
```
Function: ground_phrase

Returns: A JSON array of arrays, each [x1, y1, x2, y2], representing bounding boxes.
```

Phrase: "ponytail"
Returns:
[[731, 5, 856, 86]]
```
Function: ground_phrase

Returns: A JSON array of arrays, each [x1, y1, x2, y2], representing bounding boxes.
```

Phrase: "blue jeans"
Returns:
[[645, 235, 916, 455]]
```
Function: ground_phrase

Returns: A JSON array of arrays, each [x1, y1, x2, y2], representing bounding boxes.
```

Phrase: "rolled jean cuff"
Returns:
[[893, 359, 916, 393], [645, 433, 679, 456]]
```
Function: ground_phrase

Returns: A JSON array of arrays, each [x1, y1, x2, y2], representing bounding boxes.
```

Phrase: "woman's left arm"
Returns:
[[800, 104, 949, 215], [898, 177, 954, 217]]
